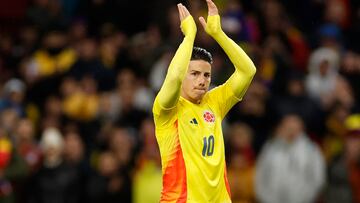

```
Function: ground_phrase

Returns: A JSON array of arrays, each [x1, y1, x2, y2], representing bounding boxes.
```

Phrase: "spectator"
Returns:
[[69, 38, 115, 91], [228, 79, 271, 154], [0, 79, 26, 117], [269, 70, 324, 136], [28, 128, 81, 203], [226, 122, 256, 203], [0, 126, 28, 203], [23, 30, 77, 83], [14, 118, 41, 173], [26, 0, 66, 31], [340, 51, 360, 110], [323, 103, 351, 162], [325, 114, 360, 203], [305, 47, 341, 109], [114, 69, 151, 129], [256, 114, 325, 203], [132, 118, 161, 203], [62, 76, 99, 122], [86, 151, 130, 203], [0, 109, 20, 136]]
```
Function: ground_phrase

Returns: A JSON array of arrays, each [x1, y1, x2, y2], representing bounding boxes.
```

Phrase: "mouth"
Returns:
[[194, 88, 206, 93]]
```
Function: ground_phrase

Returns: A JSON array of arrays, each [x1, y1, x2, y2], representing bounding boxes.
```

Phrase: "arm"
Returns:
[[199, 0, 256, 99], [156, 4, 196, 110]]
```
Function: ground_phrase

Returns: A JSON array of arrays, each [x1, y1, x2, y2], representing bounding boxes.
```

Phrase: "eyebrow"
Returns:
[[190, 70, 211, 74]]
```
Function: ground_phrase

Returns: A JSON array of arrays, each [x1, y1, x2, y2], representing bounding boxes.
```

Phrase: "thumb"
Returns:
[[199, 16, 207, 30]]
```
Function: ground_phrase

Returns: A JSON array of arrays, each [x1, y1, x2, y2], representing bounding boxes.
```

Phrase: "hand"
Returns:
[[199, 0, 222, 36], [178, 3, 196, 37], [178, 3, 191, 22]]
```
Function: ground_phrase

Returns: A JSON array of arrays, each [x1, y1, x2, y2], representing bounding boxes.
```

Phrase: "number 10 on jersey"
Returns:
[[202, 135, 215, 156]]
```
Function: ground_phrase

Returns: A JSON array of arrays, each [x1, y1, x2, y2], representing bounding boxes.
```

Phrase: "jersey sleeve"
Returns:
[[152, 96, 177, 129], [155, 16, 196, 110], [205, 15, 256, 118], [208, 15, 256, 99], [152, 16, 196, 129]]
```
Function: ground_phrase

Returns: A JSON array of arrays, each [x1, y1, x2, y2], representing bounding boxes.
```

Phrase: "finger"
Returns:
[[182, 5, 191, 17], [180, 4, 187, 18], [180, 5, 185, 18], [199, 17, 207, 30], [206, 0, 218, 15], [178, 3, 185, 20], [206, 0, 216, 8], [177, 4, 183, 21]]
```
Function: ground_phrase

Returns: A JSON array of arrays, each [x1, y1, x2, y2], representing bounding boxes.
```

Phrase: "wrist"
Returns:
[[206, 15, 223, 37], [181, 16, 197, 37], [212, 30, 226, 40]]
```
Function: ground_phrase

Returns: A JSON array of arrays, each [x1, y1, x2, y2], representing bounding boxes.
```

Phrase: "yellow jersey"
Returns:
[[153, 81, 240, 203], [153, 14, 256, 203]]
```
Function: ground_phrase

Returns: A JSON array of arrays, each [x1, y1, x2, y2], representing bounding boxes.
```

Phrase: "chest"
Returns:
[[176, 104, 224, 158], [178, 103, 220, 133]]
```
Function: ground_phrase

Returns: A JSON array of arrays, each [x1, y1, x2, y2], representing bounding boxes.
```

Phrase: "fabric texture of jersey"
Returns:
[[153, 80, 240, 203]]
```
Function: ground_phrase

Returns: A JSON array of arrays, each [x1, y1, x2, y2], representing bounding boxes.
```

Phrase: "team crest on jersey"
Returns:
[[203, 110, 215, 123]]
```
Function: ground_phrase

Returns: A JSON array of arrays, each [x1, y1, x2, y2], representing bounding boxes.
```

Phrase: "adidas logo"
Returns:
[[190, 118, 198, 125]]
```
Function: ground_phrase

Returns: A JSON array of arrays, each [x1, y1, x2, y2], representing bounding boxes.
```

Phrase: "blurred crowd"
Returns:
[[0, 0, 360, 202]]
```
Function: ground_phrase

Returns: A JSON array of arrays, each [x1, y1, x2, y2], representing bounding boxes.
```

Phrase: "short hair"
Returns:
[[191, 47, 213, 64]]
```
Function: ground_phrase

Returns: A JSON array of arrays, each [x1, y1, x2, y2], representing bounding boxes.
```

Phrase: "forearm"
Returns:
[[156, 18, 195, 109], [214, 32, 256, 74], [210, 16, 256, 97]]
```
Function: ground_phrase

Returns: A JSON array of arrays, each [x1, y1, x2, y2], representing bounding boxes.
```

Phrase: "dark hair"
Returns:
[[191, 47, 213, 64]]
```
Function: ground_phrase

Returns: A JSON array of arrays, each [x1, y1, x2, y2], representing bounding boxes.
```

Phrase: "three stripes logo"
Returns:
[[190, 118, 198, 125]]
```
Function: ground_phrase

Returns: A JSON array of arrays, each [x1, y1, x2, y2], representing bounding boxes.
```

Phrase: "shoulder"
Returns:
[[153, 99, 179, 129]]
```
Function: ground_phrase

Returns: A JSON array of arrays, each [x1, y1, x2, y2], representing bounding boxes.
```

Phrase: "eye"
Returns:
[[204, 73, 211, 78]]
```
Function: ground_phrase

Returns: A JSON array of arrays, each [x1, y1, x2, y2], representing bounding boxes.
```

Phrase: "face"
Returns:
[[181, 60, 211, 104], [277, 115, 304, 142], [64, 132, 84, 163]]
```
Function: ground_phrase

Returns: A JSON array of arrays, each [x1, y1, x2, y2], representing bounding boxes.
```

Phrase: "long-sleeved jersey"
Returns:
[[153, 14, 256, 203]]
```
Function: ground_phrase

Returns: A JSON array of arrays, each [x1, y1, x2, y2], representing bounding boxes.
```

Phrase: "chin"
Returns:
[[192, 94, 205, 101]]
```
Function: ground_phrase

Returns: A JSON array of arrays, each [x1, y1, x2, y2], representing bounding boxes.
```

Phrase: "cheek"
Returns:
[[183, 78, 193, 90]]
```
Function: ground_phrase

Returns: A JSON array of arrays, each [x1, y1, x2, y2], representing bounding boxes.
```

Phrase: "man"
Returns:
[[255, 115, 325, 203], [326, 114, 360, 203], [152, 0, 256, 202]]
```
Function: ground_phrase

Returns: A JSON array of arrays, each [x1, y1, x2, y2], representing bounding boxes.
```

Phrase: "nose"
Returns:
[[197, 76, 206, 87]]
